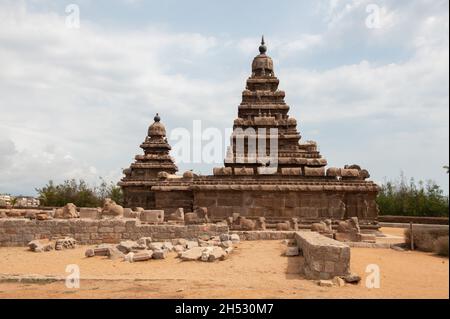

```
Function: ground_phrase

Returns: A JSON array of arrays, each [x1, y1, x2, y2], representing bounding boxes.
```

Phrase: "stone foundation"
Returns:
[[295, 231, 351, 280], [0, 218, 228, 247]]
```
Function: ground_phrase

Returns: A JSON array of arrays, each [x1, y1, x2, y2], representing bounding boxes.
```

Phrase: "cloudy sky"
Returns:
[[0, 0, 448, 196]]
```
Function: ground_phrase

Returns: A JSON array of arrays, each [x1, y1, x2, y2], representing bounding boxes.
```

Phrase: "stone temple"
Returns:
[[119, 38, 380, 230]]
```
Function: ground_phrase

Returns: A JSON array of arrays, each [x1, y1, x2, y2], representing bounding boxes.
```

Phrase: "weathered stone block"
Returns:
[[98, 227, 114, 233], [152, 249, 167, 259], [304, 167, 326, 177], [140, 210, 164, 223], [281, 168, 302, 176], [340, 169, 360, 178], [233, 168, 254, 176], [79, 208, 100, 220], [213, 167, 232, 176], [295, 231, 350, 280]]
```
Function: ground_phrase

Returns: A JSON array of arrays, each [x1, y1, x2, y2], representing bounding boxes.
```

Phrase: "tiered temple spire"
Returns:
[[224, 37, 327, 173], [123, 113, 178, 180], [119, 114, 178, 208]]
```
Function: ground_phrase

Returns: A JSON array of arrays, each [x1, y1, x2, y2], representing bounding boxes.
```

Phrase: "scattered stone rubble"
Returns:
[[55, 237, 77, 250], [84, 233, 240, 263], [28, 240, 54, 252], [317, 273, 362, 288], [28, 237, 77, 252], [310, 217, 377, 243]]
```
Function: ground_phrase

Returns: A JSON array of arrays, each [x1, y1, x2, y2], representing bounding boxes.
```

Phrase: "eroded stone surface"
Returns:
[[295, 231, 350, 280], [28, 240, 53, 253], [55, 237, 76, 250]]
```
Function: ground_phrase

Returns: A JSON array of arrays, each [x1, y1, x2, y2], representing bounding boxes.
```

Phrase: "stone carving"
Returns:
[[335, 217, 362, 242], [101, 198, 124, 218], [337, 217, 360, 234], [158, 171, 170, 180], [194, 207, 209, 223], [184, 207, 209, 225], [340, 168, 360, 178], [183, 171, 195, 180], [359, 169, 370, 180], [168, 208, 184, 222], [276, 221, 291, 231], [311, 219, 333, 234], [256, 217, 266, 230], [291, 218, 299, 231], [123, 208, 140, 219], [237, 216, 256, 230], [344, 165, 371, 180], [54, 203, 78, 219]]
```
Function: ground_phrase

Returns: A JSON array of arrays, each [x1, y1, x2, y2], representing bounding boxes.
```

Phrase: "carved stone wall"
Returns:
[[154, 190, 194, 215], [192, 190, 378, 221]]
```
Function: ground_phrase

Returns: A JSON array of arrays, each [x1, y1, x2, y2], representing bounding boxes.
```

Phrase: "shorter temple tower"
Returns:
[[119, 114, 178, 208]]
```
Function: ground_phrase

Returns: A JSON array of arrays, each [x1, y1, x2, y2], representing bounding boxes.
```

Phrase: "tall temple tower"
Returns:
[[119, 114, 178, 208], [224, 37, 327, 174], [120, 37, 379, 224]]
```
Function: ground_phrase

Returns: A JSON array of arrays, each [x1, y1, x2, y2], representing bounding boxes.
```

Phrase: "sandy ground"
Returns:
[[0, 228, 447, 299]]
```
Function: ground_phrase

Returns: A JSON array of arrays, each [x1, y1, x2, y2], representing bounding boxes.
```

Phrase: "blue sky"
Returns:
[[0, 0, 448, 195]]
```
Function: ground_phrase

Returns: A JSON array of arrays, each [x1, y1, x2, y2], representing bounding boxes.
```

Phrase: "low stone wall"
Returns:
[[379, 215, 449, 225], [295, 231, 350, 280], [230, 231, 295, 241], [0, 218, 228, 247]]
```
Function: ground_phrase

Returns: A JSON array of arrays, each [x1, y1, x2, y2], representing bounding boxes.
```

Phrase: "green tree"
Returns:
[[376, 173, 449, 217], [36, 178, 123, 208]]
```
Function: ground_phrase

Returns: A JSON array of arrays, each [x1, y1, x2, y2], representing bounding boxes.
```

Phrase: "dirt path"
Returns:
[[0, 229, 448, 299]]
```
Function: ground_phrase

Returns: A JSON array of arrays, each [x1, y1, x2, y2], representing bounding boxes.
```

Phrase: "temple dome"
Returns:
[[148, 113, 166, 137], [252, 36, 274, 76], [287, 117, 297, 126]]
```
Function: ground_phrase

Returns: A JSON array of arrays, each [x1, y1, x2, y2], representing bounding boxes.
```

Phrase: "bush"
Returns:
[[404, 227, 449, 253], [36, 178, 123, 208], [377, 173, 449, 217], [433, 236, 449, 257]]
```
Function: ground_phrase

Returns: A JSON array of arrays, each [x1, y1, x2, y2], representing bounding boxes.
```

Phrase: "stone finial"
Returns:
[[154, 113, 161, 122], [259, 35, 267, 54]]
